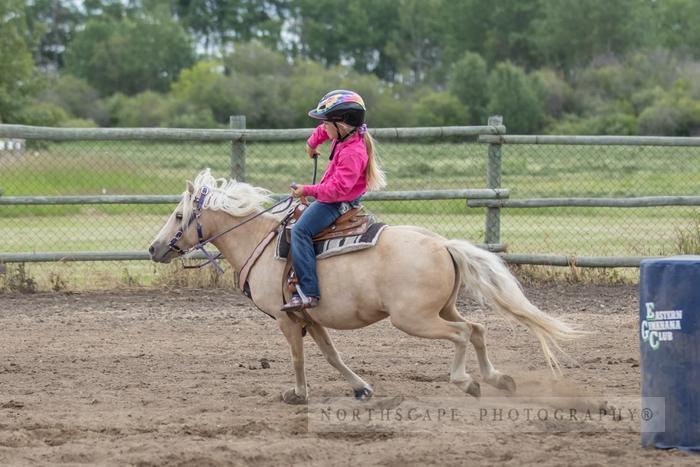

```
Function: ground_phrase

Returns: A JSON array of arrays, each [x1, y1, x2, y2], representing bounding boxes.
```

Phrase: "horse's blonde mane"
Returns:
[[180, 168, 272, 228]]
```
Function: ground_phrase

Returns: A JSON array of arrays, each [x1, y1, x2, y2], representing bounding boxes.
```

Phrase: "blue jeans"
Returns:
[[290, 201, 343, 298]]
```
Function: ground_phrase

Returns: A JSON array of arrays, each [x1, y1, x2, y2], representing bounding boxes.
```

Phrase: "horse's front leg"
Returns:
[[307, 323, 373, 400], [278, 316, 308, 404]]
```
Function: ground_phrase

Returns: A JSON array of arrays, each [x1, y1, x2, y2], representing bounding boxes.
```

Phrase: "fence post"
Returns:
[[485, 115, 503, 246], [230, 115, 246, 181]]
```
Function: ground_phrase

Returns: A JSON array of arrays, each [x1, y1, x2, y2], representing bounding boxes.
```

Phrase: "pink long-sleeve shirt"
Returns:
[[302, 124, 368, 202]]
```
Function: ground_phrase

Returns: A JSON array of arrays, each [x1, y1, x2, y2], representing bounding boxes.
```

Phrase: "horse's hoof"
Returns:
[[496, 375, 516, 394], [281, 388, 308, 405], [354, 386, 373, 401], [466, 380, 481, 399]]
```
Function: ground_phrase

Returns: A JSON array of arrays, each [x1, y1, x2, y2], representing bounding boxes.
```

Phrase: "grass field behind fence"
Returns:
[[1, 139, 699, 258]]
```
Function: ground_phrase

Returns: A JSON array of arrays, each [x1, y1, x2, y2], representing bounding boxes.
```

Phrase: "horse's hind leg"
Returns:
[[278, 316, 308, 404], [390, 313, 481, 398], [440, 306, 516, 394], [307, 324, 373, 400]]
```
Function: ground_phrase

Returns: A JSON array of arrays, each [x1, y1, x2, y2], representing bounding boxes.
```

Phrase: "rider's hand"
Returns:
[[305, 144, 319, 159], [290, 183, 305, 198]]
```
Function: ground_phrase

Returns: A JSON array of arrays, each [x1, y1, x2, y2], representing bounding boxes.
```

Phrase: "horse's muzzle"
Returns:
[[148, 241, 175, 263]]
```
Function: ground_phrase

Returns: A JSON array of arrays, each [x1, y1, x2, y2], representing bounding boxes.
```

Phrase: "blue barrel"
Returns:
[[640, 256, 700, 451]]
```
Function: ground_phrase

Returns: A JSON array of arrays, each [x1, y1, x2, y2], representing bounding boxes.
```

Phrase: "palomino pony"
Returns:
[[149, 169, 581, 404]]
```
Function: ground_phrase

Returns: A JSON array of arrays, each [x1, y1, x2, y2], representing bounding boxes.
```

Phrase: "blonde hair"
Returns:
[[337, 122, 386, 191], [362, 132, 386, 191]]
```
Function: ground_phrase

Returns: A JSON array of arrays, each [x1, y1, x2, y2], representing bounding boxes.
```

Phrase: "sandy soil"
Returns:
[[0, 283, 696, 466]]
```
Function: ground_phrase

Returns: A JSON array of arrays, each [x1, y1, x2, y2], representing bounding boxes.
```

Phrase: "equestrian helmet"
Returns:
[[308, 89, 366, 127]]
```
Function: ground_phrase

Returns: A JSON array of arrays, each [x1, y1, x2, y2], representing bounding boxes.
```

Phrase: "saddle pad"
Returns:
[[275, 222, 388, 261]]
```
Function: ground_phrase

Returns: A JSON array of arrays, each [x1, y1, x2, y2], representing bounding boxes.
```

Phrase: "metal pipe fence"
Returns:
[[1, 120, 699, 267], [476, 133, 700, 266], [0, 121, 507, 265]]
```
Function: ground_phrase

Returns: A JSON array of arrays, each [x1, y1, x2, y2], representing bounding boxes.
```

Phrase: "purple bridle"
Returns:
[[167, 186, 226, 272], [166, 186, 294, 273]]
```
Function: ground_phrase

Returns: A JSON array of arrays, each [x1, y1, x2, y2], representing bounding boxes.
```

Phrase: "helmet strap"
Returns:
[[328, 122, 358, 161], [334, 121, 358, 142]]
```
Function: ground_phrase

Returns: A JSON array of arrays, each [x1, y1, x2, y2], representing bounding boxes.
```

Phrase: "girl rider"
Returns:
[[282, 90, 386, 312]]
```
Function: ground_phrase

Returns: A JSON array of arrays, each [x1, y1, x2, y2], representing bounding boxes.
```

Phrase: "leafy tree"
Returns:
[[174, 45, 296, 128], [173, 43, 302, 127], [232, 73, 295, 128], [107, 91, 174, 127], [167, 101, 218, 128], [569, 52, 677, 119], [39, 74, 108, 125], [0, 0, 42, 123], [65, 14, 195, 96], [638, 102, 684, 136], [483, 0, 541, 68], [441, 0, 542, 70], [530, 69, 574, 120], [547, 113, 638, 135], [487, 62, 544, 133], [82, 0, 130, 20], [387, 0, 445, 85], [448, 51, 489, 124], [171, 60, 242, 123], [9, 0, 700, 134], [286, 60, 340, 127], [25, 0, 83, 70], [412, 90, 471, 127], [223, 40, 292, 77], [532, 0, 653, 73], [174, 0, 289, 56], [285, 60, 408, 128], [15, 102, 71, 126], [370, 91, 415, 128], [653, 0, 700, 58], [291, 0, 399, 79], [637, 80, 700, 136]]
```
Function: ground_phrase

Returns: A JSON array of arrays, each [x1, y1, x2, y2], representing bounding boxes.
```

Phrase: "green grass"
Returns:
[[5, 140, 698, 195], [1, 139, 699, 262], [0, 212, 167, 252], [1, 204, 696, 258]]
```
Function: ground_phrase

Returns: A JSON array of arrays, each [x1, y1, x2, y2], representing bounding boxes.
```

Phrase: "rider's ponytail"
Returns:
[[363, 132, 386, 191]]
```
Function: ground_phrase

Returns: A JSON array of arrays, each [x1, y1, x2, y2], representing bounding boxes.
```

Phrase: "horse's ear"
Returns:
[[186, 181, 195, 194]]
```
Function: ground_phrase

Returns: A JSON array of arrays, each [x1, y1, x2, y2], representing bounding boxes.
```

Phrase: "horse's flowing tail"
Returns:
[[444, 239, 583, 373]]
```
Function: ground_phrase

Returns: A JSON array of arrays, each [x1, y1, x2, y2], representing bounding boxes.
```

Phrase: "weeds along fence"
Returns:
[[1, 119, 699, 268]]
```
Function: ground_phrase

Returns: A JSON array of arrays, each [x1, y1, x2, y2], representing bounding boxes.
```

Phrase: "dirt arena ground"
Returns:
[[0, 282, 696, 466]]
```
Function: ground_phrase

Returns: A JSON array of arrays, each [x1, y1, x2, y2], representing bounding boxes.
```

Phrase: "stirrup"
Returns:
[[281, 294, 319, 312]]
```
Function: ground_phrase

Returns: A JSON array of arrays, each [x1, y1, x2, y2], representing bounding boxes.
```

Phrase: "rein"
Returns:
[[168, 189, 295, 272], [171, 155, 316, 273]]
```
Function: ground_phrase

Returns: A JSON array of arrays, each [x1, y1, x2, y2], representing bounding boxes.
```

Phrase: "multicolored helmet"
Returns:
[[308, 89, 366, 127]]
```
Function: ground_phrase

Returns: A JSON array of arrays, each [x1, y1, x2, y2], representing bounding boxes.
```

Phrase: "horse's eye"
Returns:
[[175, 213, 183, 220]]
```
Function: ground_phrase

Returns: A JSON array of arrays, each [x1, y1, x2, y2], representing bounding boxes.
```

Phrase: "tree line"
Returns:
[[2, 0, 700, 135]]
